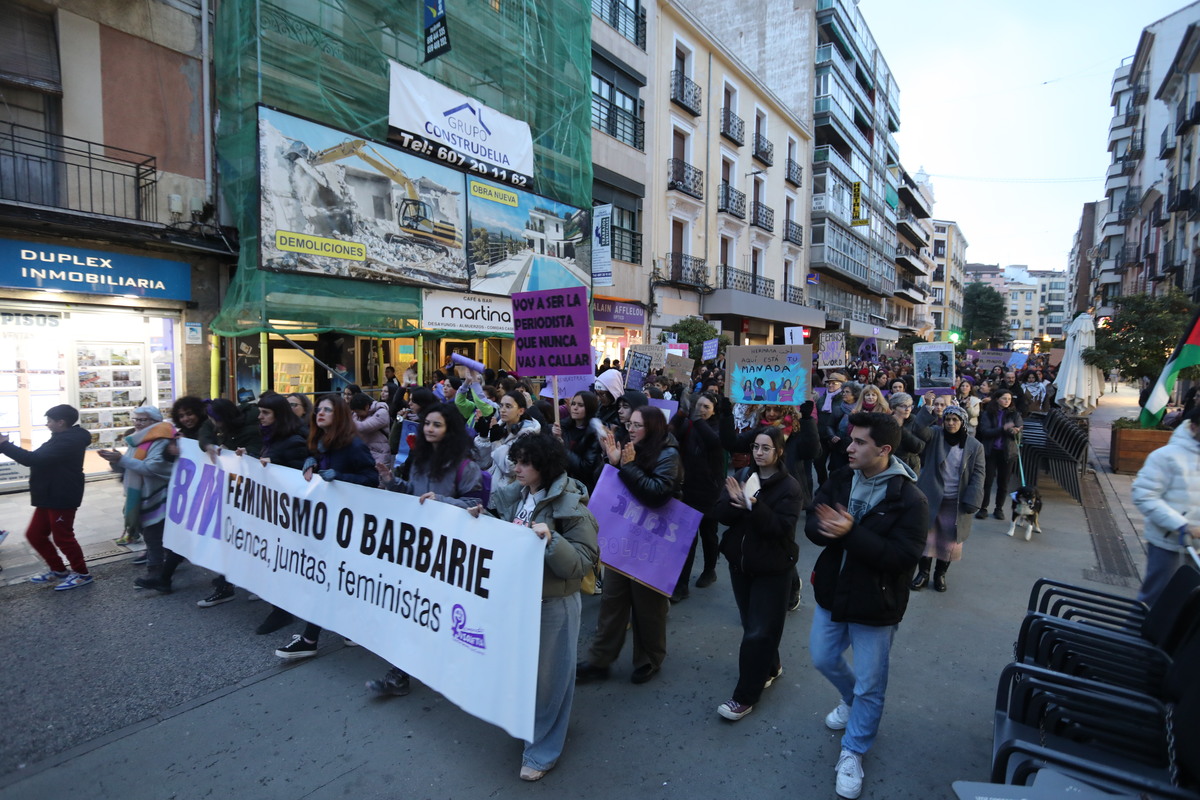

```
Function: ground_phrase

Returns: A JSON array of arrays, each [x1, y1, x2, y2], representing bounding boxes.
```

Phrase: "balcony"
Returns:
[[1161, 125, 1177, 159], [591, 0, 647, 49], [0, 122, 158, 222], [1177, 96, 1200, 135], [667, 158, 704, 200], [783, 284, 805, 305], [717, 182, 746, 218], [612, 225, 642, 264], [1192, 179, 1200, 220], [720, 108, 745, 146], [752, 133, 774, 166], [784, 220, 804, 246], [591, 94, 644, 150], [1127, 132, 1144, 159], [896, 210, 930, 244], [670, 70, 702, 116], [663, 252, 708, 287], [785, 158, 803, 187], [1167, 177, 1193, 213], [813, 144, 860, 182], [717, 265, 775, 299], [894, 279, 927, 302], [1132, 77, 1149, 105], [750, 201, 774, 232]]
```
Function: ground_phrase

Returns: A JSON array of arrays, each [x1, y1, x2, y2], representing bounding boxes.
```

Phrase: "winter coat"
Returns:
[[305, 437, 379, 486], [617, 436, 683, 508], [353, 400, 392, 465], [716, 466, 802, 575], [488, 471, 600, 599], [805, 459, 929, 626], [389, 451, 485, 509], [475, 418, 539, 491], [1132, 422, 1200, 553], [111, 423, 176, 527], [559, 419, 605, 491], [199, 403, 263, 457], [453, 382, 496, 423], [977, 405, 1023, 460], [670, 412, 724, 513], [894, 417, 928, 473], [260, 429, 310, 470], [0, 425, 91, 509], [913, 418, 986, 542]]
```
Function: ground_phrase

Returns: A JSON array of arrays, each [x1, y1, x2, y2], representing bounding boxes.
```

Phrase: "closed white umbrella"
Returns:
[[1054, 313, 1105, 415]]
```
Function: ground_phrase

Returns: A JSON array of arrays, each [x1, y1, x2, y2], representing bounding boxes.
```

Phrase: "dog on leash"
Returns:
[[1005, 486, 1043, 541]]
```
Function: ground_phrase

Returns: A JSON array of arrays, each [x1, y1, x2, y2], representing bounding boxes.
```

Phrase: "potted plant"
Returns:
[[1109, 417, 1173, 474]]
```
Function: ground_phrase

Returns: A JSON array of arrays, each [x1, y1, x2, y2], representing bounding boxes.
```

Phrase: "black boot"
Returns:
[[910, 571, 929, 591], [256, 605, 294, 635], [933, 560, 949, 592]]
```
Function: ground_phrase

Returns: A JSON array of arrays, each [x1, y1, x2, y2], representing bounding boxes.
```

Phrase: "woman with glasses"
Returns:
[[552, 390, 604, 492], [274, 393, 379, 660], [577, 407, 682, 685], [286, 393, 313, 425], [476, 390, 540, 491], [713, 425, 803, 721]]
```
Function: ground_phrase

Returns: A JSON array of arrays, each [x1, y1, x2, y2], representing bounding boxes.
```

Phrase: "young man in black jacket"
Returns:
[[806, 411, 929, 799], [0, 404, 94, 590]]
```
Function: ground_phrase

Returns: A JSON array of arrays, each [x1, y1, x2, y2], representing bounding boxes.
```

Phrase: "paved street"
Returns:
[[0, 387, 1153, 800]]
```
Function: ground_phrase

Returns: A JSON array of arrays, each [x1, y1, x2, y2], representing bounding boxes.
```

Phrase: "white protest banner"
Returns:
[[539, 372, 596, 399], [726, 344, 812, 405], [163, 439, 543, 740], [627, 344, 667, 369], [975, 349, 1010, 372], [913, 342, 957, 391], [817, 333, 846, 369]]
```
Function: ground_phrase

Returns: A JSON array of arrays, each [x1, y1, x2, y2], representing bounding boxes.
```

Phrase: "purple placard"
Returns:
[[593, 298, 645, 326], [538, 372, 596, 399], [702, 338, 718, 361], [590, 465, 700, 596], [646, 398, 679, 418], [625, 368, 646, 391], [512, 287, 592, 376]]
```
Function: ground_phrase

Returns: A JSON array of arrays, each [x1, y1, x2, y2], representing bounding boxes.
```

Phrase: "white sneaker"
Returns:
[[825, 700, 851, 730], [835, 749, 864, 799]]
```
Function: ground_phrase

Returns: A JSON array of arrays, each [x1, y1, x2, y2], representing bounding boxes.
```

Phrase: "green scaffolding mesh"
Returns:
[[210, 0, 593, 337]]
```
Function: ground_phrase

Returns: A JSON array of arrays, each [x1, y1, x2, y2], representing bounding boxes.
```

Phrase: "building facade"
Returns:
[[887, 164, 934, 338], [1156, 20, 1200, 303], [929, 219, 968, 338]]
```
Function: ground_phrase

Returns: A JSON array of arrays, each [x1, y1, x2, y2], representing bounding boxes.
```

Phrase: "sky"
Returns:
[[856, 0, 1198, 272]]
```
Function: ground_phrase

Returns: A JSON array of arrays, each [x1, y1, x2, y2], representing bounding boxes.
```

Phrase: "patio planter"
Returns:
[[1109, 427, 1172, 474]]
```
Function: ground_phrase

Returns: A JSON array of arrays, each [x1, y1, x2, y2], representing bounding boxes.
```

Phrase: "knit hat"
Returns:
[[943, 405, 969, 423], [134, 406, 163, 422]]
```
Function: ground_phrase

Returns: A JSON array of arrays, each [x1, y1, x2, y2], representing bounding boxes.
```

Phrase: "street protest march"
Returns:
[[725, 344, 813, 405], [163, 439, 544, 740], [590, 465, 700, 596]]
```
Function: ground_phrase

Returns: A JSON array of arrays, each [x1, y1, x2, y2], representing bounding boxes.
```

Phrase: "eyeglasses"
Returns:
[[625, 422, 643, 430], [288, 401, 302, 408], [751, 444, 775, 453]]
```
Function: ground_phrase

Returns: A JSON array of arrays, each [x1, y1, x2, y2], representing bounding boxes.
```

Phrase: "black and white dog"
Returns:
[[1005, 486, 1043, 541]]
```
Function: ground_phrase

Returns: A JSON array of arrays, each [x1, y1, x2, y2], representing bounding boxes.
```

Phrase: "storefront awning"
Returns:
[[702, 290, 826, 329]]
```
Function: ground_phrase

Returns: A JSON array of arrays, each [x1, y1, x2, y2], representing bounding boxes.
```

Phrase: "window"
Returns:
[[1025, 291, 1033, 300], [591, 74, 642, 149], [935, 225, 947, 234], [934, 240, 946, 258], [611, 205, 641, 263]]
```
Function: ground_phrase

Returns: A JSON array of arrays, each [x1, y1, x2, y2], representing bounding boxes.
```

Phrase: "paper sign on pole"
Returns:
[[163, 440, 543, 740], [913, 342, 957, 392], [590, 465, 700, 596], [539, 373, 596, 399], [784, 326, 806, 346], [725, 344, 812, 405], [511, 286, 592, 376], [817, 333, 846, 369]]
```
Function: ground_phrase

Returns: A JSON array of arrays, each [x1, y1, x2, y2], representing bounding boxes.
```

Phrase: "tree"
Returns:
[[962, 281, 1008, 347], [659, 316, 732, 363], [1082, 290, 1198, 381]]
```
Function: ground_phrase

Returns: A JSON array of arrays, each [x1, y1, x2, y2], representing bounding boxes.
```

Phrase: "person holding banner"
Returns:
[[480, 433, 599, 781], [476, 391, 540, 492], [713, 426, 803, 721], [274, 394, 380, 660], [578, 407, 682, 685], [362, 402, 487, 696]]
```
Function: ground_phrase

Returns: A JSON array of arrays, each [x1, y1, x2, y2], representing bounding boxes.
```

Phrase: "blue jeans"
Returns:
[[809, 604, 897, 755], [523, 593, 581, 771], [1136, 542, 1192, 605]]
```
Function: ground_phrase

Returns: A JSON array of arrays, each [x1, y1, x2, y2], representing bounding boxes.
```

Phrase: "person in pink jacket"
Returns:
[[348, 392, 391, 465]]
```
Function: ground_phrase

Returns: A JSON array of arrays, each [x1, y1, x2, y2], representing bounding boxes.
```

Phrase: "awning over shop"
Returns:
[[394, 327, 513, 339], [702, 290, 826, 329], [846, 320, 899, 340], [211, 268, 423, 337]]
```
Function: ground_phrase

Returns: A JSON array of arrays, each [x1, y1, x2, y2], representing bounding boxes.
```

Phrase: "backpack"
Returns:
[[457, 459, 492, 508]]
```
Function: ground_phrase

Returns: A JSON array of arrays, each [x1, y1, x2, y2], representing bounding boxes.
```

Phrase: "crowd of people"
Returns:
[[9, 345, 1161, 799]]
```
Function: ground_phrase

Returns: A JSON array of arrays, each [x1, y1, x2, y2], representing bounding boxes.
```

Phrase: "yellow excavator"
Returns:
[[306, 139, 463, 253]]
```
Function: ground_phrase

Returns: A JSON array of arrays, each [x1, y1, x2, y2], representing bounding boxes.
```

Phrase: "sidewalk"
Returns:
[[1081, 382, 1149, 573]]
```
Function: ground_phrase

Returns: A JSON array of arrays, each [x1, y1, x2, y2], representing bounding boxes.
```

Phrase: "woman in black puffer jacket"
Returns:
[[669, 392, 726, 600], [551, 390, 605, 492], [713, 425, 802, 721]]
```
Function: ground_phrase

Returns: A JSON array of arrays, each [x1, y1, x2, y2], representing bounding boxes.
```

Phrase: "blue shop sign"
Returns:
[[0, 239, 191, 300]]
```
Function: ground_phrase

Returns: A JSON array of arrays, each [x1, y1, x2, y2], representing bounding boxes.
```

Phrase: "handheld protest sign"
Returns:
[[913, 342, 956, 392], [512, 286, 591, 376], [725, 344, 812, 405], [817, 333, 846, 369]]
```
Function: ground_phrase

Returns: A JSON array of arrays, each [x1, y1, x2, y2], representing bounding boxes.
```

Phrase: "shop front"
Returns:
[[0, 238, 195, 490], [418, 289, 515, 375], [592, 297, 646, 365]]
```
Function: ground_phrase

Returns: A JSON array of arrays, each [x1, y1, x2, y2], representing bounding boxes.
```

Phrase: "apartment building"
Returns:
[[965, 262, 1005, 294], [888, 165, 934, 337], [1095, 3, 1200, 318], [1156, 20, 1200, 303], [929, 219, 968, 337], [1067, 202, 1099, 316], [650, 0, 823, 345], [1028, 268, 1069, 339], [0, 1, 229, 491], [1005, 278, 1039, 344], [678, 0, 905, 346]]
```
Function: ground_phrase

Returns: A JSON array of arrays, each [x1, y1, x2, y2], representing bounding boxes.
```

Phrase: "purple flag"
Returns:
[[590, 465, 700, 596]]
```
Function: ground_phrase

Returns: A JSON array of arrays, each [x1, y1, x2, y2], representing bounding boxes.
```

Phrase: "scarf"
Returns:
[[943, 426, 968, 447], [122, 422, 176, 531]]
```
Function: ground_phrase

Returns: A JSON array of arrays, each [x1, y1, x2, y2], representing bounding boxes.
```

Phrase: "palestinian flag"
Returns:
[[1140, 306, 1200, 427]]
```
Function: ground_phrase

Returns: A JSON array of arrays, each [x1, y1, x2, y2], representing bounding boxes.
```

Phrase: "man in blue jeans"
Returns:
[[806, 411, 928, 799]]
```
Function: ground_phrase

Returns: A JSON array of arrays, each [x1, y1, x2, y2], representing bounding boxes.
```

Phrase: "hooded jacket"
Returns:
[[0, 424, 91, 509], [353, 400, 392, 465], [594, 369, 625, 429], [806, 457, 929, 626], [488, 471, 600, 599], [1132, 421, 1200, 553]]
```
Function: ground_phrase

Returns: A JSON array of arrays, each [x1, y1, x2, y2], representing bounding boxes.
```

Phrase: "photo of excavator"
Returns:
[[306, 139, 463, 254]]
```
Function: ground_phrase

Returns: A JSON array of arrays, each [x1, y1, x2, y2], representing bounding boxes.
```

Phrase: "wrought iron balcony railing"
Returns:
[[612, 225, 642, 264], [591, 0, 647, 49], [751, 201, 774, 232], [664, 252, 708, 286], [784, 219, 804, 246], [1161, 124, 1177, 159], [591, 94, 644, 150], [785, 158, 803, 187], [720, 108, 745, 146], [752, 133, 774, 165], [717, 182, 746, 218], [670, 70, 702, 116], [717, 265, 775, 298], [0, 122, 158, 222], [667, 158, 704, 200], [783, 284, 805, 305]]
